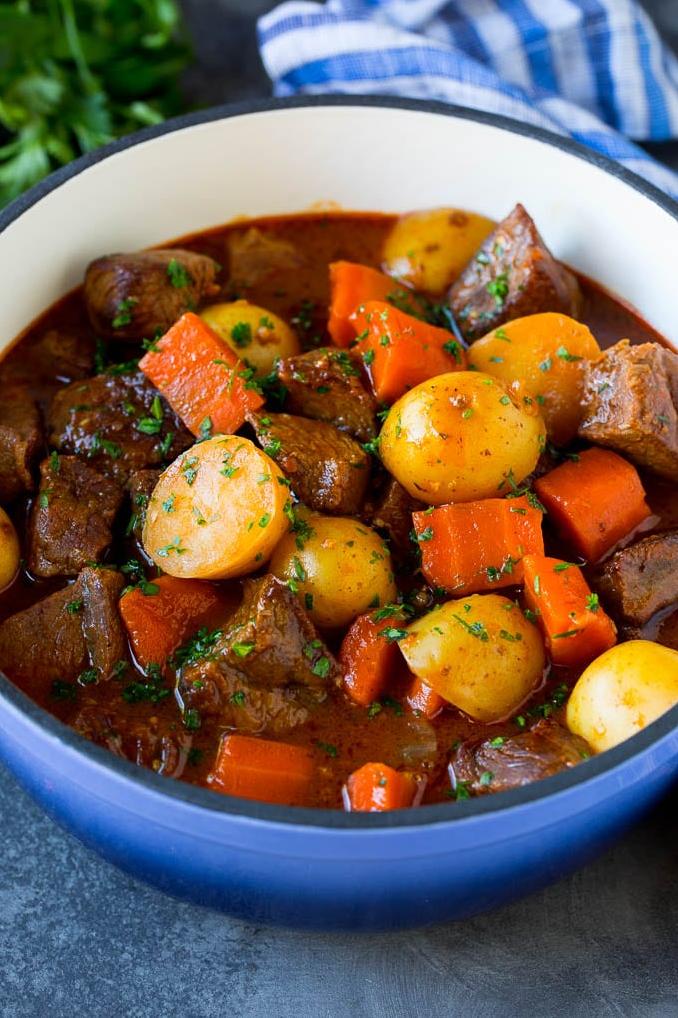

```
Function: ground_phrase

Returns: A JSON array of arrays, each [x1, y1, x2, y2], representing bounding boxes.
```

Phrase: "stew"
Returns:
[[1, 203, 677, 811]]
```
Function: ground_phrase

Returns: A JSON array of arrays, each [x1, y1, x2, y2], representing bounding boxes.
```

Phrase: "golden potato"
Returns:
[[566, 641, 678, 753], [270, 513, 396, 628], [469, 313, 601, 445], [0, 507, 19, 593], [400, 595, 545, 722], [382, 207, 494, 294], [379, 371, 546, 504], [201, 300, 300, 375], [143, 436, 290, 579]]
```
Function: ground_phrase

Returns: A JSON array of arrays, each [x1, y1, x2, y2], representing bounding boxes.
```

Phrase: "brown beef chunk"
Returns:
[[84, 249, 219, 341], [249, 412, 369, 515], [73, 703, 192, 776], [48, 372, 192, 481], [0, 566, 125, 690], [179, 575, 336, 734], [596, 530, 678, 627], [0, 386, 42, 502], [28, 456, 124, 577], [228, 228, 307, 288], [365, 477, 424, 557], [277, 347, 377, 441], [578, 340, 678, 481], [80, 566, 127, 679], [0, 583, 89, 689], [450, 718, 590, 796], [448, 204, 581, 341]]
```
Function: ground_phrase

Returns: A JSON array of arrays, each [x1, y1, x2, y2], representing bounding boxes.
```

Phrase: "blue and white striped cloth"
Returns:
[[258, 0, 678, 197]]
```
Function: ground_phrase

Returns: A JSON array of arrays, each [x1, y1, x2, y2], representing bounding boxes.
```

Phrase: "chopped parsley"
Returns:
[[231, 321, 252, 348], [173, 627, 223, 668], [166, 258, 193, 288], [486, 273, 509, 307], [111, 296, 138, 329]]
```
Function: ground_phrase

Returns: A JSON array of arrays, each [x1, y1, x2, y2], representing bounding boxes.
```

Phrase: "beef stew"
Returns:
[[1, 204, 676, 812]]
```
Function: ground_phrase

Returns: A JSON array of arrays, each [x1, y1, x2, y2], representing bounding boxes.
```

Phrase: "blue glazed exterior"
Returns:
[[1, 679, 676, 930], [0, 99, 677, 931]]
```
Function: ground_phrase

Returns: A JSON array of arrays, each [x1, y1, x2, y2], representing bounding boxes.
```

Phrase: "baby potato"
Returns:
[[566, 641, 678, 753], [0, 506, 20, 592], [201, 300, 300, 375], [400, 595, 545, 722], [380, 371, 546, 504], [469, 313, 601, 445], [143, 436, 290, 579], [382, 207, 494, 294], [270, 514, 396, 628]]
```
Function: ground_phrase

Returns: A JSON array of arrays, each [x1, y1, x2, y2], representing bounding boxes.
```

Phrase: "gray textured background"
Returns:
[[1, 3, 677, 1016]]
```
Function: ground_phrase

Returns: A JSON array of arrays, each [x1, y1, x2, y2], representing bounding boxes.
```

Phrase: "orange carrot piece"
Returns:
[[533, 447, 651, 562], [413, 495, 544, 594], [339, 611, 400, 707], [352, 300, 466, 403], [328, 261, 404, 348], [522, 554, 616, 667], [120, 574, 234, 669], [139, 312, 263, 437], [345, 762, 417, 812], [406, 677, 445, 719], [208, 734, 316, 806]]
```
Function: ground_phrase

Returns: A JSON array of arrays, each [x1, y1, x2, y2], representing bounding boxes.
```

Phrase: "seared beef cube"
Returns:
[[448, 204, 581, 341], [0, 566, 125, 690], [80, 566, 127, 679], [578, 340, 678, 481], [73, 703, 192, 775], [249, 412, 369, 515], [33, 328, 95, 383], [180, 575, 335, 734], [228, 228, 307, 288], [596, 530, 678, 626], [48, 372, 192, 481], [450, 719, 590, 796], [366, 478, 424, 557], [277, 347, 377, 441], [126, 467, 161, 541], [0, 386, 42, 502], [28, 456, 124, 577], [84, 249, 219, 341], [0, 583, 89, 688]]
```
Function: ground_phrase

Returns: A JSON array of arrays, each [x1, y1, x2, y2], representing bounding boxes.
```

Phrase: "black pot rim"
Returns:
[[0, 94, 676, 832]]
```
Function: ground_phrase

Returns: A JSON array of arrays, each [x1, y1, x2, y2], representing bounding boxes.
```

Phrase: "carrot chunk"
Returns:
[[339, 611, 400, 707], [521, 555, 616, 667], [352, 300, 466, 404], [533, 447, 651, 562], [208, 734, 316, 806], [328, 261, 403, 347], [345, 762, 417, 812], [119, 574, 235, 669], [413, 495, 544, 594], [406, 677, 445, 719], [139, 311, 263, 437]]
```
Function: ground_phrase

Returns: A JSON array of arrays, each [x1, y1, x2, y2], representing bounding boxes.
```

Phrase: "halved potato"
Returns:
[[143, 436, 289, 579]]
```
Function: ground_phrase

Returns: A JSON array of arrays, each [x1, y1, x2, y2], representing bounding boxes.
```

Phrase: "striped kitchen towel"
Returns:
[[258, 0, 678, 197]]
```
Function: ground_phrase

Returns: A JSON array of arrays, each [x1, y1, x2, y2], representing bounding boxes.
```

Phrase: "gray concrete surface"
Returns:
[[1, 3, 677, 1016]]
